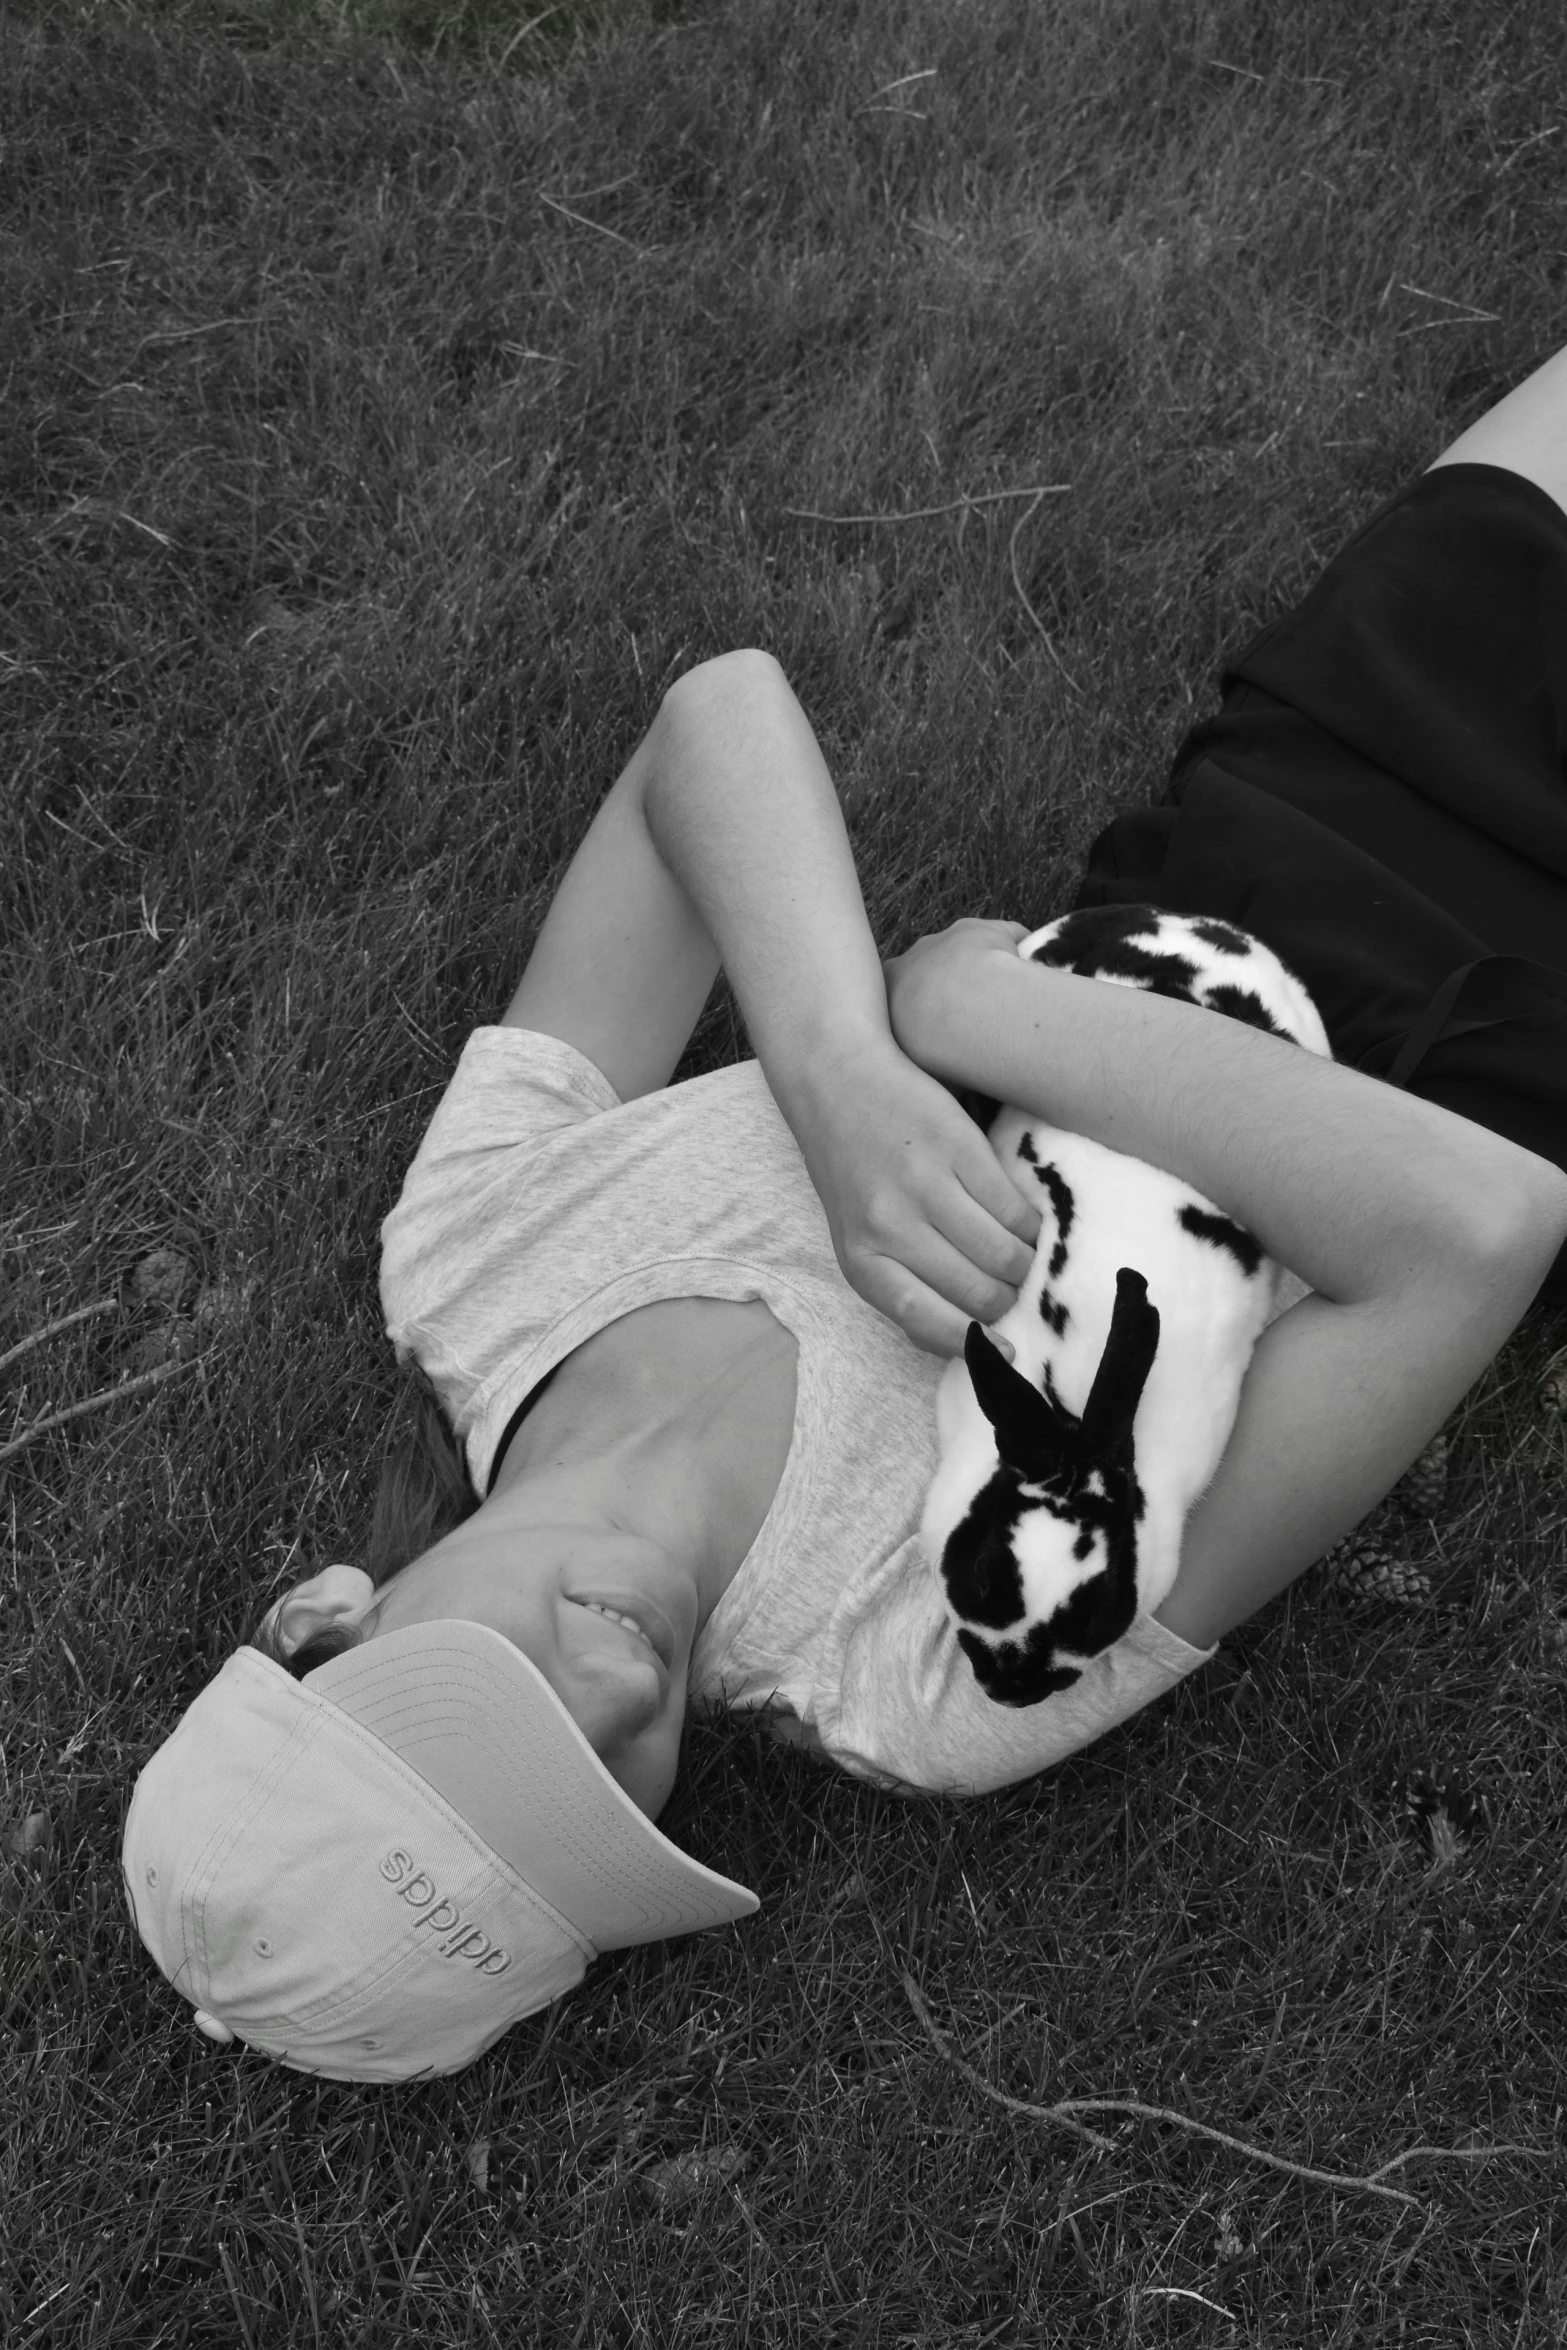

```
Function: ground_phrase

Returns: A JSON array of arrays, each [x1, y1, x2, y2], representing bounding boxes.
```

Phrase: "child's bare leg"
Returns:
[[1428, 341, 1567, 514]]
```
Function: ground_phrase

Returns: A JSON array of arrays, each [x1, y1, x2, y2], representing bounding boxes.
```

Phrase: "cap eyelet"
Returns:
[[145, 1865, 159, 1887], [360, 2036, 380, 2050], [253, 1936, 273, 1958]]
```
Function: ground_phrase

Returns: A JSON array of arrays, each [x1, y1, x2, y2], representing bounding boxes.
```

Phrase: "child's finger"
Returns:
[[875, 1231, 1018, 1356], [935, 1187, 1035, 1296], [907, 1299, 1013, 1363], [959, 1154, 1042, 1264], [943, 1220, 1025, 1325]]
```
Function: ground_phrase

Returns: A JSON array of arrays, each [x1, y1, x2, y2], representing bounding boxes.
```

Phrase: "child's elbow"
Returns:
[[1445, 1146, 1567, 1304], [661, 647, 787, 710]]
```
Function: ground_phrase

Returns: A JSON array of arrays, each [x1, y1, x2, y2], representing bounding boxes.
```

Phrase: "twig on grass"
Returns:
[[0, 1297, 118, 1377], [782, 483, 1081, 691], [0, 1355, 203, 1469], [901, 1975, 1544, 2207], [861, 69, 938, 104], [134, 318, 262, 351], [901, 1976, 1116, 2155], [1493, 123, 1561, 176], [1361, 2141, 1551, 2182], [537, 192, 644, 254], [497, 2, 573, 69], [1007, 485, 1082, 695], [781, 484, 1070, 526], [1395, 283, 1501, 335], [1141, 2288, 1237, 2318]]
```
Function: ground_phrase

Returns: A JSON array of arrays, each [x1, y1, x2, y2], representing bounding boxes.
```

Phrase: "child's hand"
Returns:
[[880, 916, 1032, 1058], [779, 1030, 1042, 1359]]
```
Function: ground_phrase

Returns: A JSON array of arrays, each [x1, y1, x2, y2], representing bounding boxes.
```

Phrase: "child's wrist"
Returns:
[[763, 1013, 897, 1127], [884, 933, 1020, 1084]]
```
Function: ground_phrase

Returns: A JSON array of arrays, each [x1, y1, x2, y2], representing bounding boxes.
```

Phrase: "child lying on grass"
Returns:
[[123, 345, 1567, 2082]]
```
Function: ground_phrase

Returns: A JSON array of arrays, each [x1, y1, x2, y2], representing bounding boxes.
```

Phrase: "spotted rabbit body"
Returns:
[[921, 905, 1331, 1707]]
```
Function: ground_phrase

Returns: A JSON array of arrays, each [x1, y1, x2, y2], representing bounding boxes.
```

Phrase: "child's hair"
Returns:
[[247, 1362, 481, 1679]]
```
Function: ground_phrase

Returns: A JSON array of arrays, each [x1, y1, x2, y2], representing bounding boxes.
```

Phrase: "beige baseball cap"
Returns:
[[120, 1618, 758, 2083]]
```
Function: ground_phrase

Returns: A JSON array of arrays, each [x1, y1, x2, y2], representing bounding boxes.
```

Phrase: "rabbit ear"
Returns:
[[1079, 1268, 1161, 1455], [963, 1322, 1073, 1473]]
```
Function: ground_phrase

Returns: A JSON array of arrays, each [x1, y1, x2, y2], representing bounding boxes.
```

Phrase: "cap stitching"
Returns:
[[238, 1647, 600, 1954], [306, 1637, 751, 1928], [181, 1697, 331, 2003]]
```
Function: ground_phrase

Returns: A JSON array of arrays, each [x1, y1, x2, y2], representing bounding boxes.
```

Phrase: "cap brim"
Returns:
[[306, 1620, 757, 1952]]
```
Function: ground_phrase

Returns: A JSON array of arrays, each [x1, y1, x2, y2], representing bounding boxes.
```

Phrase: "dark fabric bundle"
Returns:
[[1073, 462, 1567, 1301]]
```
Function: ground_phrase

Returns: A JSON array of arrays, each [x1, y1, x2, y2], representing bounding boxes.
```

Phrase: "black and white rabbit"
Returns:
[[921, 905, 1331, 1707]]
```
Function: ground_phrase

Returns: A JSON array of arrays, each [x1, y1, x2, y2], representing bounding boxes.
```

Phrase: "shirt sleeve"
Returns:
[[818, 1540, 1217, 1796], [399, 1027, 621, 1171], [379, 1026, 621, 1343]]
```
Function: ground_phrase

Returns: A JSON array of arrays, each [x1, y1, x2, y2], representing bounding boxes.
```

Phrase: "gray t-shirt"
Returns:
[[378, 1026, 1216, 1797]]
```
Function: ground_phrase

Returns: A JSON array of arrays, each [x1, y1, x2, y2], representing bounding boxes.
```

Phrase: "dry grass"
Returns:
[[4, 0, 1567, 2340]]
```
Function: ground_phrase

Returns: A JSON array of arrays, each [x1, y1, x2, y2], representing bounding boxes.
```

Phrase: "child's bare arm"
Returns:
[[885, 919, 1567, 1640], [505, 653, 1041, 1352], [640, 655, 1042, 1354]]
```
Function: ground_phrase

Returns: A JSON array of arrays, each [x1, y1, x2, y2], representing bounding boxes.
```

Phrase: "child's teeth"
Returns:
[[586, 1602, 643, 1636]]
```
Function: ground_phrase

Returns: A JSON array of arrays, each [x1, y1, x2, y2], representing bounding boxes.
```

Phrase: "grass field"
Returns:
[[6, 0, 1567, 2340]]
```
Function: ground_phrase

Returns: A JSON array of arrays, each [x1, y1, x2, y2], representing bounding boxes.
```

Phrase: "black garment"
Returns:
[[1073, 461, 1567, 1301], [486, 1361, 560, 1496]]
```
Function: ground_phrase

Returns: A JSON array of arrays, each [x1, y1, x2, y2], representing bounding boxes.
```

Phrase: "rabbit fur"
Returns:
[[921, 904, 1331, 1707]]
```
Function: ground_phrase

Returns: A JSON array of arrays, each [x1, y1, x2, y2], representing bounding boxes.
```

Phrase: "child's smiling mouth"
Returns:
[[576, 1598, 672, 1669]]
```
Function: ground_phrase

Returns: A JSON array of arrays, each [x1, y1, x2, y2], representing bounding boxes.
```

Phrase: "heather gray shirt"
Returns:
[[379, 1027, 1216, 1797]]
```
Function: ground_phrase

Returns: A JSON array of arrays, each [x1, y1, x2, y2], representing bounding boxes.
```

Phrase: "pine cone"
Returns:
[[1320, 1536, 1433, 1608], [1391, 1429, 1448, 1518], [1405, 1768, 1490, 1850]]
